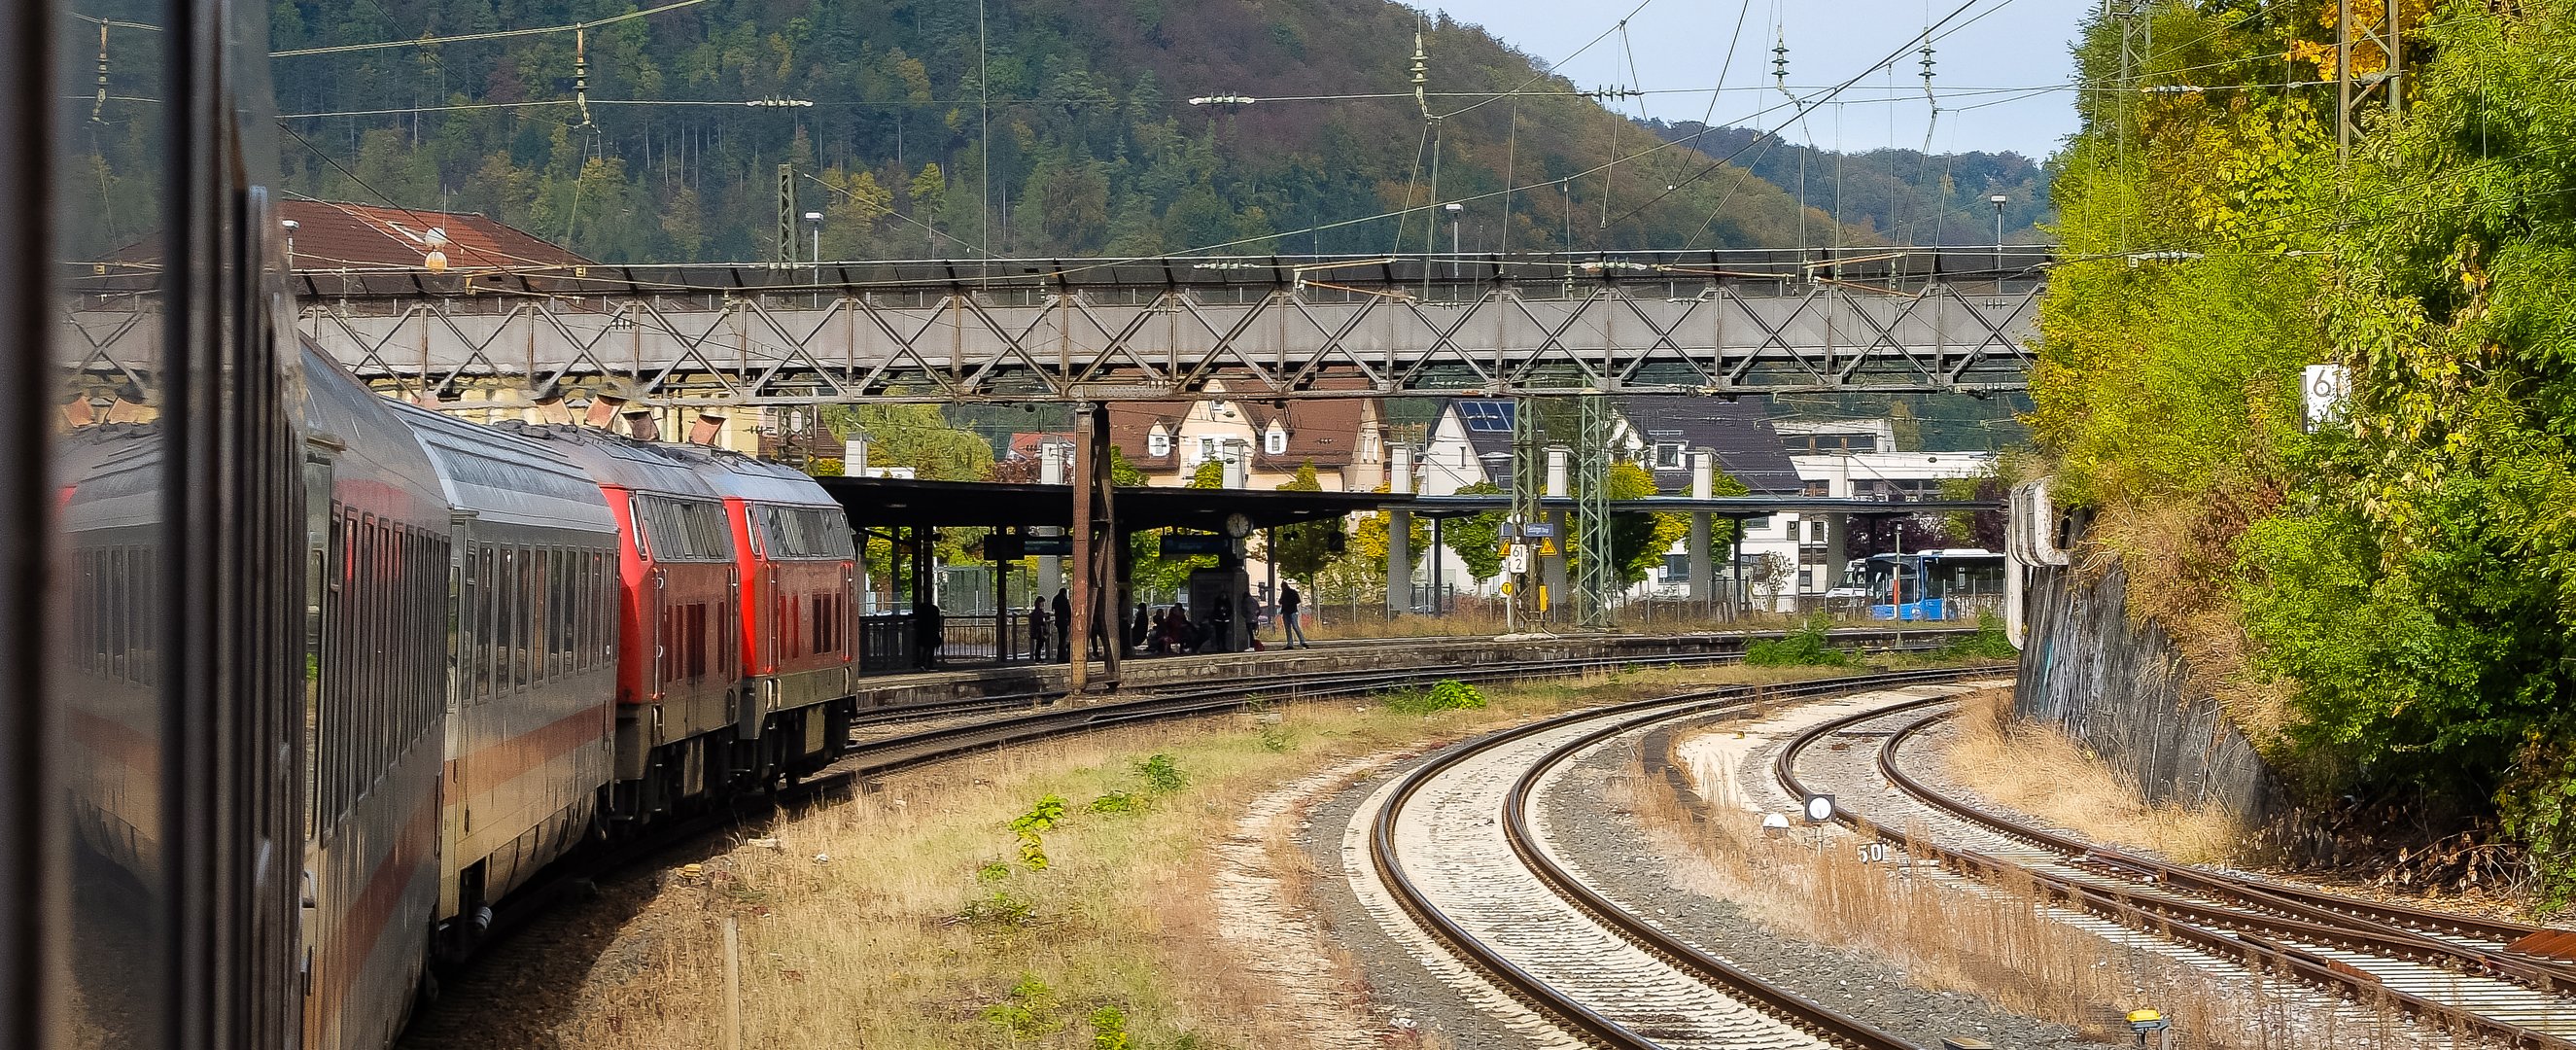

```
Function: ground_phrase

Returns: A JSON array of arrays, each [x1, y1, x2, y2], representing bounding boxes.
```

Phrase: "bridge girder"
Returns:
[[61, 250, 2050, 407]]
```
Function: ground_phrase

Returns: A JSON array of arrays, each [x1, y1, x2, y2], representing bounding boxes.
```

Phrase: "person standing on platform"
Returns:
[[1028, 598, 1050, 661], [917, 603, 944, 669], [1279, 583, 1309, 648], [1130, 602, 1149, 652], [1052, 588, 1072, 662]]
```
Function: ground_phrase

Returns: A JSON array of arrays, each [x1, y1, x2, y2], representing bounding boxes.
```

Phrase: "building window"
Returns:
[[1655, 443, 1684, 469], [1661, 554, 1689, 583], [1808, 520, 1827, 543], [1803, 479, 1830, 497], [1198, 437, 1218, 464], [1265, 428, 1287, 456], [1147, 430, 1170, 458]]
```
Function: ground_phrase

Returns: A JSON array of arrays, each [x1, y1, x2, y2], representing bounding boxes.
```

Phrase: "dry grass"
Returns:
[[1940, 687, 2253, 865], [554, 662, 1866, 1050], [1631, 730, 2426, 1050], [2090, 504, 2300, 758]]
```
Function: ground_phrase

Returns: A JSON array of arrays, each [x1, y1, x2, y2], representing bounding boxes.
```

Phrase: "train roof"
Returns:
[[56, 424, 161, 534], [489, 423, 725, 503], [663, 445, 837, 508], [301, 346, 448, 527], [385, 402, 617, 535]]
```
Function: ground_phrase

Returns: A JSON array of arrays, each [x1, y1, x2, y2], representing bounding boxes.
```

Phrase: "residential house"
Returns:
[[1106, 380, 1389, 492]]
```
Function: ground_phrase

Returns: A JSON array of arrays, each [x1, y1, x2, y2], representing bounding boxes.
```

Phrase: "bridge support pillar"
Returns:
[[1543, 446, 1570, 622], [1825, 513, 1851, 601], [1037, 438, 1065, 598], [1688, 450, 1714, 612], [1386, 445, 1413, 618]]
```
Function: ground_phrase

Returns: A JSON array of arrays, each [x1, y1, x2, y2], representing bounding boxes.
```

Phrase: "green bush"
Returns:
[[1089, 1006, 1132, 1050], [1133, 753, 1188, 794], [1385, 679, 1488, 715], [1746, 617, 1858, 667], [1088, 790, 1145, 815], [1938, 613, 2020, 661], [984, 974, 1061, 1039]]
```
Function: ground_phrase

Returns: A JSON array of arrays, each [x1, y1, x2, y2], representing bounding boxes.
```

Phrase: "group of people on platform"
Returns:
[[1019, 582, 1310, 662], [908, 582, 1311, 671]]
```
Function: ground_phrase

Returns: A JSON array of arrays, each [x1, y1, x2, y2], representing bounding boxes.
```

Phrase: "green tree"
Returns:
[[1268, 461, 1337, 580], [1440, 481, 1508, 582], [821, 403, 995, 481]]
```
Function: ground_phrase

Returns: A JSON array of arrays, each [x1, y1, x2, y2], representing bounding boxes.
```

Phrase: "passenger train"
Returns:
[[2, 0, 886, 1042], [60, 347, 864, 1050]]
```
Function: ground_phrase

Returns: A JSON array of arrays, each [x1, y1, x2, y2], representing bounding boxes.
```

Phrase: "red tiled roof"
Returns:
[[110, 199, 592, 272], [274, 200, 591, 271], [1105, 392, 1379, 473]]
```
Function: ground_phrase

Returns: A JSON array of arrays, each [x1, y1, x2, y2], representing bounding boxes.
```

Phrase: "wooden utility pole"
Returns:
[[1067, 404, 1120, 690], [1070, 402, 1097, 692]]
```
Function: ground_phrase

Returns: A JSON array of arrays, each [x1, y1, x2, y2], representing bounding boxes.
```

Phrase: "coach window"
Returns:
[[539, 547, 559, 682], [460, 538, 479, 709], [514, 545, 533, 689]]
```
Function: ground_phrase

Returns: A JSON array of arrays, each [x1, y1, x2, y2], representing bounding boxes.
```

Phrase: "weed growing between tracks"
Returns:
[[1635, 727, 2426, 1050], [549, 661, 1871, 1050]]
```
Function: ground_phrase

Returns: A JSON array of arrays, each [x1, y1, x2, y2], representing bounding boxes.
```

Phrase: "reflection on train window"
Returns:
[[634, 496, 731, 561], [761, 506, 857, 559]]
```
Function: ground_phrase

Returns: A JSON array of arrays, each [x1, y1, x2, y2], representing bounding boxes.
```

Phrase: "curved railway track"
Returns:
[[458, 631, 1969, 976], [1774, 695, 2576, 1049], [1365, 667, 2001, 1050]]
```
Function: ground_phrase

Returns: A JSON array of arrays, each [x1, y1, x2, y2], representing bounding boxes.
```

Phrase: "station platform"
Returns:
[[849, 630, 1828, 710]]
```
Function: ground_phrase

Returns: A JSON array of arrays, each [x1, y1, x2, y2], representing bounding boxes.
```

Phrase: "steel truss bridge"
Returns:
[[69, 246, 2049, 408]]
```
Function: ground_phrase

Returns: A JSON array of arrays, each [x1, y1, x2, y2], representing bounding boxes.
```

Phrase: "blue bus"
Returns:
[[1865, 549, 2006, 621]]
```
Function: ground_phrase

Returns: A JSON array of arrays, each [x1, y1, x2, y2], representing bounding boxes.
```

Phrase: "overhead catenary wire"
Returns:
[[1606, 0, 2017, 233], [268, 0, 712, 57]]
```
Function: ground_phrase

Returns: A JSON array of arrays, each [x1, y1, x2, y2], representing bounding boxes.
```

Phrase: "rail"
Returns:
[[1369, 668, 1994, 1049], [1774, 698, 2576, 1050]]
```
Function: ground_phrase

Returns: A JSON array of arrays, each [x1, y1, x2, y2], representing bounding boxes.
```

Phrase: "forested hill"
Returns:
[[1643, 122, 2054, 246], [256, 0, 1858, 264]]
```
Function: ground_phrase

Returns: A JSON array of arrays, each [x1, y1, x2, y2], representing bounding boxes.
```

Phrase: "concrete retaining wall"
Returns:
[[2014, 564, 2288, 823]]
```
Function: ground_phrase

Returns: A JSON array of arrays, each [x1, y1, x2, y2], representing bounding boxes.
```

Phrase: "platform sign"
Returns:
[[1022, 535, 1071, 556], [1159, 532, 1231, 557], [1521, 522, 1557, 539]]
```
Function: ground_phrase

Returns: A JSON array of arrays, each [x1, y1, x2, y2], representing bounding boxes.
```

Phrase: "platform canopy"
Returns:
[[817, 475, 1404, 533]]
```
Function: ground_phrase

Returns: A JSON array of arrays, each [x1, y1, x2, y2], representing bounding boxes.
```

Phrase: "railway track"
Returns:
[[1363, 667, 1999, 1050], [459, 630, 1969, 973], [1775, 695, 2576, 1049]]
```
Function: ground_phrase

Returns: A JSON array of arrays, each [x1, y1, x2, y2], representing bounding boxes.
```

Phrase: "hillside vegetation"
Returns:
[[227, 0, 1861, 263], [1644, 122, 2053, 247], [2033, 0, 2576, 907]]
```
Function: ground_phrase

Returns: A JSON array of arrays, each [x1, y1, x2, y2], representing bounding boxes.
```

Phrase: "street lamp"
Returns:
[[1445, 201, 1463, 278], [1989, 194, 2009, 269], [804, 210, 824, 275]]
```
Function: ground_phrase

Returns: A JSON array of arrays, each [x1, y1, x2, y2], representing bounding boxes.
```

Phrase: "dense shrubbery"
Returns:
[[1384, 679, 1489, 715], [2038, 1, 2576, 907], [1745, 617, 1857, 668]]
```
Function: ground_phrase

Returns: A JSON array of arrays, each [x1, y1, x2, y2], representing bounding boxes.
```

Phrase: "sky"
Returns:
[[1434, 0, 2091, 160]]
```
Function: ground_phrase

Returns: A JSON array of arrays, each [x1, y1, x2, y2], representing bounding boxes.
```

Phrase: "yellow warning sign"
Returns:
[[1537, 539, 1559, 557]]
